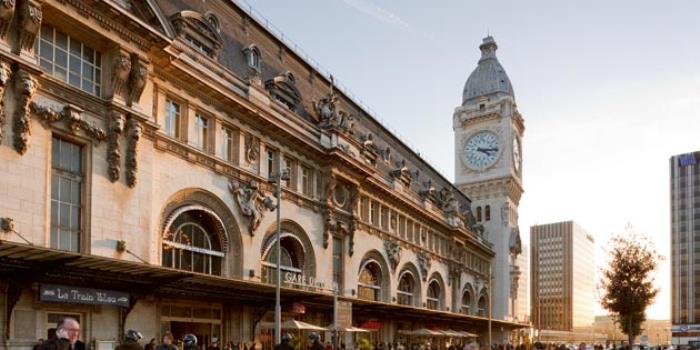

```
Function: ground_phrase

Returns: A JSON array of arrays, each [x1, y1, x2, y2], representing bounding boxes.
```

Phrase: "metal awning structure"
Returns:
[[0, 239, 529, 332]]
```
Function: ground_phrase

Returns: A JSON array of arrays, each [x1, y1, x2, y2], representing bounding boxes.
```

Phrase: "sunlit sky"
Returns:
[[242, 0, 700, 319]]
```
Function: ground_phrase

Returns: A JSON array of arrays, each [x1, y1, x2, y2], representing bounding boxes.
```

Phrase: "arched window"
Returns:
[[162, 209, 224, 275], [476, 207, 482, 222], [397, 271, 416, 306], [485, 205, 491, 221], [478, 293, 488, 316], [358, 260, 382, 301], [261, 235, 305, 286], [243, 45, 262, 71], [427, 280, 441, 310], [461, 289, 472, 314]]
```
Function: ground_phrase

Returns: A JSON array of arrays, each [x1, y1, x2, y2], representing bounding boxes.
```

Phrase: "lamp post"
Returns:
[[488, 266, 493, 349], [267, 169, 290, 346]]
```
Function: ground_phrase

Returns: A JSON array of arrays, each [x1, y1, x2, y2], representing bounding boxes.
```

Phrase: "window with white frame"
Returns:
[[427, 279, 442, 310], [50, 136, 83, 252], [162, 209, 223, 275], [397, 271, 416, 306], [194, 114, 209, 151], [301, 165, 312, 196], [221, 127, 234, 162], [164, 98, 181, 138], [38, 24, 102, 96]]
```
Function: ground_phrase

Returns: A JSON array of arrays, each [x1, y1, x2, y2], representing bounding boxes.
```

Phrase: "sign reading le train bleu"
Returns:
[[39, 284, 130, 307]]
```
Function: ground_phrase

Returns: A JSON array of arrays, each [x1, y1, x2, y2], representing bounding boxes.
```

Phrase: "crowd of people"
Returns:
[[30, 317, 677, 350]]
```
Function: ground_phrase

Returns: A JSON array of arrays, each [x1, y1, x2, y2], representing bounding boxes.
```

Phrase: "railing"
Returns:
[[231, 0, 450, 179]]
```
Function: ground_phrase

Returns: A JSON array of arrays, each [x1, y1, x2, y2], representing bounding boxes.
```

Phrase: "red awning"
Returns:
[[360, 321, 382, 330]]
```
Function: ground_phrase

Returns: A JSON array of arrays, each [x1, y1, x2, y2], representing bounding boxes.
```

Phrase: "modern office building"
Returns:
[[515, 242, 530, 323], [670, 151, 700, 345], [531, 221, 596, 334]]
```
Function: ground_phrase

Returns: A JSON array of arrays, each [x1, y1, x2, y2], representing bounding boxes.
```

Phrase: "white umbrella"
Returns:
[[281, 320, 327, 331]]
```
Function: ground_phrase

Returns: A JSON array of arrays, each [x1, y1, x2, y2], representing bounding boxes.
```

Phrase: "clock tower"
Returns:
[[453, 36, 525, 325]]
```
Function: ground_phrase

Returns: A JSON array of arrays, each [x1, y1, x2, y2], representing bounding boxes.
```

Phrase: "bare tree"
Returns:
[[600, 228, 661, 347]]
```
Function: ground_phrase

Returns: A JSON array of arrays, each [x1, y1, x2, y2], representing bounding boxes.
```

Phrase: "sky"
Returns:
[[240, 0, 700, 320]]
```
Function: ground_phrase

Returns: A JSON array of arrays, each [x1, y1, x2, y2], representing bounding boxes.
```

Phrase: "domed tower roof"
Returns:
[[462, 36, 514, 105]]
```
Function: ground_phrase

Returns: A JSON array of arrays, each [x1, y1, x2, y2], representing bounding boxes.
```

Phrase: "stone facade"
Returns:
[[0, 1, 518, 349]]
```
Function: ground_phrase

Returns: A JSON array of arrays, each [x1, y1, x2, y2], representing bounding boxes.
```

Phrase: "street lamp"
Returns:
[[267, 169, 290, 346]]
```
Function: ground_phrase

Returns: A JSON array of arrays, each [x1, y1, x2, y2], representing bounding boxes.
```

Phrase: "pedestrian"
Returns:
[[308, 333, 324, 350], [184, 334, 201, 350], [275, 334, 295, 350], [326, 341, 334, 350], [157, 333, 178, 350], [116, 330, 144, 350], [40, 317, 86, 350], [146, 339, 157, 350]]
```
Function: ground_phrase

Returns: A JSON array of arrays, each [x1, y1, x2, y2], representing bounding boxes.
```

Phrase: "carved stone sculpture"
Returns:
[[107, 112, 125, 182], [441, 190, 464, 228], [348, 218, 356, 257], [360, 133, 378, 165], [125, 117, 141, 188], [323, 173, 337, 206], [419, 179, 437, 202], [314, 92, 354, 134], [29, 102, 107, 142], [417, 251, 431, 281], [0, 0, 15, 38], [111, 50, 132, 98], [244, 133, 259, 164], [0, 62, 11, 142], [390, 159, 413, 185], [17, 0, 41, 52], [12, 68, 37, 154], [384, 239, 401, 271], [509, 228, 522, 257], [126, 55, 148, 106], [229, 178, 267, 235], [380, 146, 391, 163]]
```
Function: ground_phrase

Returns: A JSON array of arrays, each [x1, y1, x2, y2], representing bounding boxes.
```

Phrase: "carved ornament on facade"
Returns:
[[509, 227, 522, 257], [126, 55, 148, 106], [0, 62, 10, 142], [110, 50, 132, 98], [448, 261, 462, 286], [359, 133, 378, 165], [265, 71, 301, 111], [17, 0, 41, 52], [0, 0, 15, 38], [419, 179, 437, 202], [384, 239, 401, 271], [417, 251, 431, 281], [441, 190, 464, 229], [313, 91, 354, 134], [229, 178, 268, 235], [29, 102, 107, 142], [12, 68, 37, 154], [390, 159, 413, 186], [107, 112, 125, 182], [243, 133, 259, 164], [125, 117, 141, 188]]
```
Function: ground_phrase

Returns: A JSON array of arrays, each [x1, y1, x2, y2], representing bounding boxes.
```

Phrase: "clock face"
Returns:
[[463, 131, 501, 170], [513, 137, 522, 172]]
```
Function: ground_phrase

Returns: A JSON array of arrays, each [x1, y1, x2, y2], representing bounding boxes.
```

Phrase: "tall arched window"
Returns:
[[261, 235, 305, 286], [478, 293, 488, 316], [485, 205, 491, 221], [358, 261, 382, 301], [397, 271, 416, 306], [162, 209, 224, 275], [476, 207, 482, 222], [461, 289, 472, 315], [427, 280, 441, 310]]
